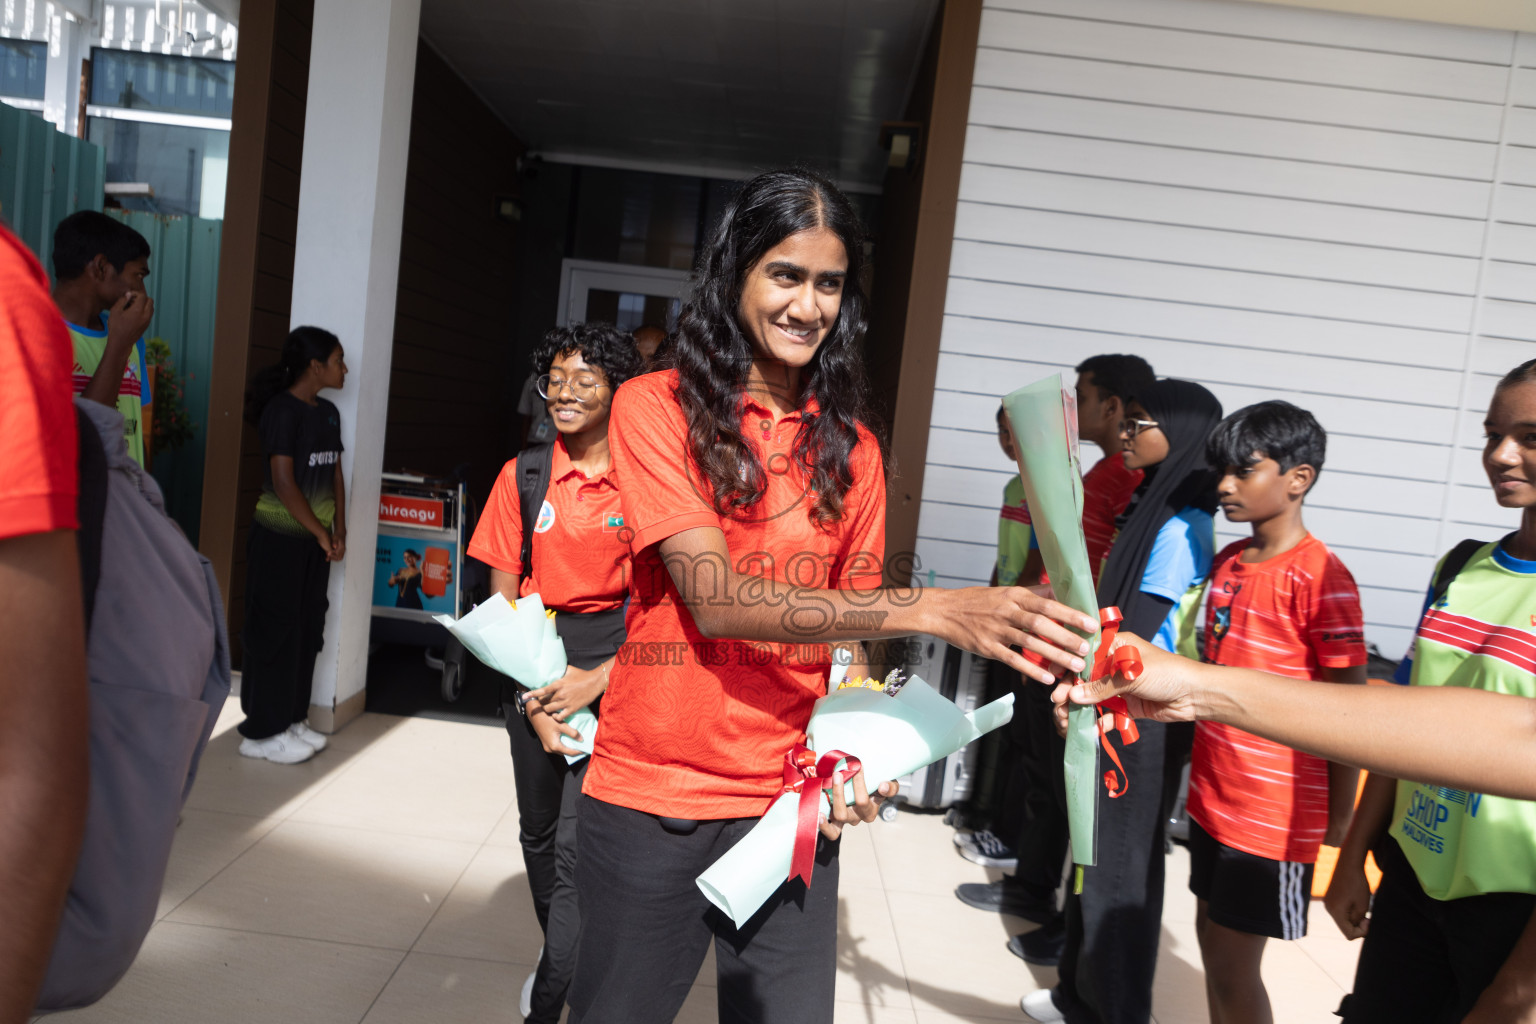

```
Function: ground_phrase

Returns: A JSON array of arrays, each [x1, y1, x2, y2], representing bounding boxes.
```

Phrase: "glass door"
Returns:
[[557, 259, 692, 331]]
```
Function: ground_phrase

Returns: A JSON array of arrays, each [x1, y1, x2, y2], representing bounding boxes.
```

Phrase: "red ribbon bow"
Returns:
[[1021, 605, 1146, 797], [1093, 607, 1143, 798], [781, 743, 862, 888]]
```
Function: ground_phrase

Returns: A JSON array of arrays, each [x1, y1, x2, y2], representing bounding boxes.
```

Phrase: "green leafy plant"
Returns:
[[145, 338, 194, 453]]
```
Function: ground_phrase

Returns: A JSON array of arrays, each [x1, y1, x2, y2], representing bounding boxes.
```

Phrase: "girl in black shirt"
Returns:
[[239, 326, 349, 765]]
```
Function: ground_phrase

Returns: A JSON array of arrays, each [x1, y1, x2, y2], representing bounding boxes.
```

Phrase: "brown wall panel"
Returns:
[[269, 45, 311, 104], [252, 271, 296, 316], [200, 0, 316, 661], [875, 0, 982, 583], [264, 124, 305, 176], [391, 336, 498, 380], [257, 195, 299, 243], [261, 159, 302, 206], [255, 236, 298, 279], [381, 41, 525, 502]]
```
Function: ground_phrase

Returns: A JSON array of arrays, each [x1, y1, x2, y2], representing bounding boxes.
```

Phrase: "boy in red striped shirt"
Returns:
[[1189, 401, 1367, 1023]]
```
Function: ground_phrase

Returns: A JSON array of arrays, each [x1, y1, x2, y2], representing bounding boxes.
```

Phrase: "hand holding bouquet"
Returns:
[[1002, 374, 1104, 867], [696, 671, 1014, 928], [434, 593, 598, 763]]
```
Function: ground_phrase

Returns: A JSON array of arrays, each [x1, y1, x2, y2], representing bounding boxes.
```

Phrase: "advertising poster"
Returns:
[[374, 532, 456, 614]]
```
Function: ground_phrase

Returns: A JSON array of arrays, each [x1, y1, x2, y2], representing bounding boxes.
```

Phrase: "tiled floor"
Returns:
[[39, 704, 1361, 1023]]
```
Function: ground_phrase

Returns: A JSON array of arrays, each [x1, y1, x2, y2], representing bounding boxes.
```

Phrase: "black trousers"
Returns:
[[239, 523, 329, 740], [1054, 720, 1193, 1024], [1007, 678, 1071, 904], [503, 713, 588, 1024], [979, 659, 1024, 849], [1340, 836, 1536, 1023], [568, 796, 841, 1024], [503, 606, 626, 1024]]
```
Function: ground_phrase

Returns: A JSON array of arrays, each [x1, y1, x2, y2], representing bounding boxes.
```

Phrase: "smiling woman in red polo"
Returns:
[[567, 169, 1097, 1024], [466, 322, 644, 1024]]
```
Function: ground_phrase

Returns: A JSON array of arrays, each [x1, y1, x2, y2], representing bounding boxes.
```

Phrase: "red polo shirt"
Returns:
[[585, 370, 886, 819], [0, 225, 77, 541], [468, 436, 629, 613]]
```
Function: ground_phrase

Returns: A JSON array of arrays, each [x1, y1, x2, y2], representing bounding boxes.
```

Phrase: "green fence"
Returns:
[[108, 211, 221, 546], [0, 102, 105, 267]]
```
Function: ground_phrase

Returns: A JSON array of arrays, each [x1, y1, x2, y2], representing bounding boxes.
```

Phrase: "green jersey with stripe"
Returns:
[[996, 475, 1033, 587], [1392, 540, 1536, 900]]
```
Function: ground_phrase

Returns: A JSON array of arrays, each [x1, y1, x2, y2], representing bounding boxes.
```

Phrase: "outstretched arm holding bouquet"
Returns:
[[658, 525, 1093, 680], [657, 524, 1090, 839], [1058, 633, 1536, 801]]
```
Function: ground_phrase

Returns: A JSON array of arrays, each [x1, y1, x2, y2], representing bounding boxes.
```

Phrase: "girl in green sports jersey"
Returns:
[[1322, 358, 1536, 1024]]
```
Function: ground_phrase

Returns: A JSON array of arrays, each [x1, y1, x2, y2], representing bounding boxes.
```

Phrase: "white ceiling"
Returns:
[[419, 0, 941, 190]]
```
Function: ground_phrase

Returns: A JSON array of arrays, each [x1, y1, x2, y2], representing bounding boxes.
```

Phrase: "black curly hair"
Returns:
[[672, 167, 873, 525], [531, 322, 645, 393], [1206, 400, 1327, 482]]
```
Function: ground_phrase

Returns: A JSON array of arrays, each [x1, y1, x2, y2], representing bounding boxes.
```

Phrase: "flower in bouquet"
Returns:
[[434, 592, 566, 684]]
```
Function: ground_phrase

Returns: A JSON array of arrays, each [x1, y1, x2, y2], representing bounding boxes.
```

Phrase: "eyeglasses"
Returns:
[[1120, 418, 1160, 437], [537, 374, 609, 402]]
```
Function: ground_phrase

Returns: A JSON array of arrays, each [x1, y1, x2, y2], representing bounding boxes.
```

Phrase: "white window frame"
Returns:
[[556, 258, 692, 328]]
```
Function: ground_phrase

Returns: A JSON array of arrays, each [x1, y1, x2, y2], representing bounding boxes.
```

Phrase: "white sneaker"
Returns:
[[519, 968, 536, 1018], [956, 829, 1019, 870], [1021, 988, 1065, 1023], [238, 732, 315, 764], [287, 721, 328, 752]]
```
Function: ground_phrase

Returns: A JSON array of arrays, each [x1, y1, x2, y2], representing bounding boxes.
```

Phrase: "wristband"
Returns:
[[515, 690, 536, 717]]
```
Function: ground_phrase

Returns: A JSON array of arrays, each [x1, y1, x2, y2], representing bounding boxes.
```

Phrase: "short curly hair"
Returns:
[[530, 322, 645, 392]]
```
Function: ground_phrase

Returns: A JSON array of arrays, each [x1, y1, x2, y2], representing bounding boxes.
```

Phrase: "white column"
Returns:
[[290, 0, 421, 730], [42, 5, 90, 135]]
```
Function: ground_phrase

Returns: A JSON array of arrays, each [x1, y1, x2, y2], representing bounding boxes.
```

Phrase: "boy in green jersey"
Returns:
[[954, 407, 1036, 871], [995, 405, 1033, 587], [1327, 358, 1536, 1023], [51, 212, 155, 467]]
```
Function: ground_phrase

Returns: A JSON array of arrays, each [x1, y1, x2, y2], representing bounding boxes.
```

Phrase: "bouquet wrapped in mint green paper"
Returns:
[[696, 673, 1014, 928], [1002, 374, 1104, 868], [434, 593, 597, 764]]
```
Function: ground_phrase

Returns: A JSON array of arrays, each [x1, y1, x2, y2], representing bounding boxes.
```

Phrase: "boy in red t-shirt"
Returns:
[[1188, 401, 1367, 1023]]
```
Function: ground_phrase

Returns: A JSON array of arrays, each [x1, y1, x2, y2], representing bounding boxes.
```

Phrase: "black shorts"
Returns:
[[1189, 818, 1314, 940], [1338, 837, 1536, 1023]]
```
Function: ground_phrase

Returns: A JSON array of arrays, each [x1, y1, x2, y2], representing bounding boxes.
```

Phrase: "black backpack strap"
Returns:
[[516, 442, 554, 575], [75, 404, 109, 633], [1430, 538, 1487, 608]]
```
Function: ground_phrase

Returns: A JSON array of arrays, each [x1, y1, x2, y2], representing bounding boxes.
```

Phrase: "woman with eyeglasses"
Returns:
[[566, 168, 1098, 1024], [465, 322, 645, 1024]]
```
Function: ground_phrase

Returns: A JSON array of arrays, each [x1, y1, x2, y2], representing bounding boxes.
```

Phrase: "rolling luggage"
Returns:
[[883, 636, 991, 821]]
